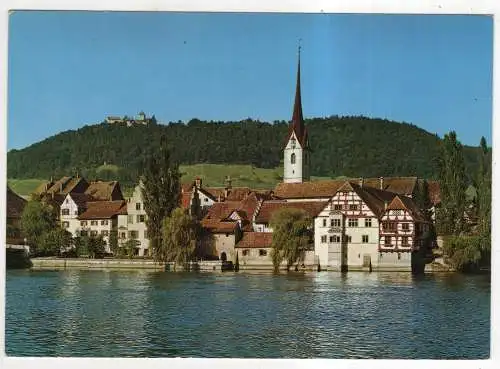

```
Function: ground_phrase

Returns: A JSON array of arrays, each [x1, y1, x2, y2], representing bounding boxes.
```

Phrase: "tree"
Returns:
[[436, 131, 468, 235], [76, 234, 106, 258], [109, 230, 119, 256], [19, 199, 57, 254], [475, 136, 491, 263], [442, 235, 482, 272], [39, 227, 73, 256], [141, 135, 181, 261], [269, 208, 313, 272], [161, 207, 198, 265], [123, 239, 140, 259]]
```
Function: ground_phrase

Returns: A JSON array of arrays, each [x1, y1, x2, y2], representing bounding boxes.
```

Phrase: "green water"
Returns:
[[5, 270, 490, 358]]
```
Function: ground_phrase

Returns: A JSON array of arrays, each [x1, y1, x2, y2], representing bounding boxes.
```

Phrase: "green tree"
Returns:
[[109, 230, 119, 256], [475, 136, 491, 264], [436, 131, 468, 235], [19, 199, 57, 254], [39, 227, 73, 256], [123, 239, 140, 259], [161, 207, 198, 265], [442, 235, 482, 272], [141, 136, 181, 261], [269, 208, 313, 272], [77, 234, 106, 258]]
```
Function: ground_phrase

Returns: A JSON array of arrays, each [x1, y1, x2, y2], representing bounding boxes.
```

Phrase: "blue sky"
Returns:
[[7, 12, 493, 150]]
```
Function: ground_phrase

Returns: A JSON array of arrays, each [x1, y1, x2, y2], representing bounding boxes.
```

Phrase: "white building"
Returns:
[[126, 184, 150, 256]]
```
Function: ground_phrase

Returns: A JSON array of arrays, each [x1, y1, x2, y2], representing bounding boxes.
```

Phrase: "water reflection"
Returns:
[[5, 270, 490, 359]]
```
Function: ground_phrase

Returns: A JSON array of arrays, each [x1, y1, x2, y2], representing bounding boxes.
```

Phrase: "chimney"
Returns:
[[224, 176, 232, 198], [60, 183, 63, 193], [379, 177, 384, 190], [359, 177, 364, 188], [51, 192, 55, 200], [195, 177, 202, 189], [384, 200, 388, 211]]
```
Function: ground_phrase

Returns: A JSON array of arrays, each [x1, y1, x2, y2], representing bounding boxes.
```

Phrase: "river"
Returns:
[[5, 270, 490, 358]]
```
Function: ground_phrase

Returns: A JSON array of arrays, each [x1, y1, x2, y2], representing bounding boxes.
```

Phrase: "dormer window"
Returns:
[[290, 137, 296, 149]]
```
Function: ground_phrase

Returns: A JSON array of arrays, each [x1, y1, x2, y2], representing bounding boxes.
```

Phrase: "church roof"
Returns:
[[284, 49, 308, 148]]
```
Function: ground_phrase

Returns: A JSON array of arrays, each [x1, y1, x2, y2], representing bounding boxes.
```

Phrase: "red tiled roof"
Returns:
[[78, 200, 127, 220], [68, 193, 95, 208], [235, 232, 273, 249], [358, 177, 418, 195], [6, 187, 27, 219], [204, 201, 241, 220], [427, 180, 441, 206], [255, 200, 327, 223], [274, 180, 346, 199]]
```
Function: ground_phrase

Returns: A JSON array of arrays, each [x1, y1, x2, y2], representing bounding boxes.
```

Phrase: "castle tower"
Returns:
[[283, 46, 310, 183]]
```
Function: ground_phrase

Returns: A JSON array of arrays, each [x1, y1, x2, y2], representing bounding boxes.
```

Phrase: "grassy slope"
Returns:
[[8, 164, 331, 197]]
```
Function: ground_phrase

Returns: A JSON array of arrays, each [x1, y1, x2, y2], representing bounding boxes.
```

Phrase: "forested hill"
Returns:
[[7, 116, 482, 185]]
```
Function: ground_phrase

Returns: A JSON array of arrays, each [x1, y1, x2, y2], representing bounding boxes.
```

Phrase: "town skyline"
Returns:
[[7, 12, 492, 150]]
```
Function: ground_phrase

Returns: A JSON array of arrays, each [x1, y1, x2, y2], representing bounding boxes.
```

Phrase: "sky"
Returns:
[[7, 11, 493, 150]]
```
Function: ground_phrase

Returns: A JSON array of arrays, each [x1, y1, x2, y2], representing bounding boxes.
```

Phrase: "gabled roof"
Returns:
[[85, 181, 122, 201], [254, 200, 327, 224], [349, 182, 398, 218], [6, 187, 27, 219], [235, 232, 273, 249], [357, 177, 418, 196], [34, 176, 88, 196], [385, 195, 427, 222], [78, 200, 127, 220], [67, 193, 95, 208]]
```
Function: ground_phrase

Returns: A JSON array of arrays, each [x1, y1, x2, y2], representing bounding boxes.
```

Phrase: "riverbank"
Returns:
[[27, 257, 460, 273]]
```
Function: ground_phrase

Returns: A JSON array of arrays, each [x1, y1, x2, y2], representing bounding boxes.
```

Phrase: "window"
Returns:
[[80, 230, 88, 237], [394, 210, 403, 216], [101, 230, 109, 237], [362, 235, 369, 243], [332, 219, 341, 227], [128, 215, 134, 224], [259, 249, 267, 256], [91, 220, 98, 226], [349, 204, 358, 211], [65, 199, 69, 204], [61, 209, 70, 216], [137, 215, 145, 223], [90, 230, 98, 237], [383, 222, 396, 231], [385, 236, 392, 245], [101, 220, 109, 226], [329, 235, 341, 243], [128, 231, 139, 239], [365, 218, 372, 227], [348, 219, 358, 227], [74, 210, 78, 215], [62, 221, 69, 228], [136, 203, 141, 210], [398, 253, 401, 260], [290, 138, 296, 149], [143, 249, 149, 257], [80, 221, 87, 227], [344, 235, 352, 243], [242, 249, 249, 256], [334, 204, 342, 211], [402, 236, 409, 246], [402, 223, 410, 231], [290, 153, 296, 164], [204, 198, 209, 202], [120, 232, 126, 239], [329, 236, 334, 243], [321, 235, 327, 243], [322, 219, 327, 227]]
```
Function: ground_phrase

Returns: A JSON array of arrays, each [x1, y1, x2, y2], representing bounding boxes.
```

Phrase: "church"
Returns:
[[196, 49, 440, 272]]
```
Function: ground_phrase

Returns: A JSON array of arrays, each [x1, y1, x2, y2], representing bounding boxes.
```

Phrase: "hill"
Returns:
[[7, 116, 483, 188]]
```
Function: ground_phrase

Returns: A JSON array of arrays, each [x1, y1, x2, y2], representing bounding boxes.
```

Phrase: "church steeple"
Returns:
[[283, 44, 310, 184], [286, 45, 308, 149]]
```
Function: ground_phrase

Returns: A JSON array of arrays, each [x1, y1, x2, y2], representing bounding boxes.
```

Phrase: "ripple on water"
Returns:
[[5, 270, 490, 358]]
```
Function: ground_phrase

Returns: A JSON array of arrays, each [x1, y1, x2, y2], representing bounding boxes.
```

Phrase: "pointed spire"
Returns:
[[289, 42, 307, 147]]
